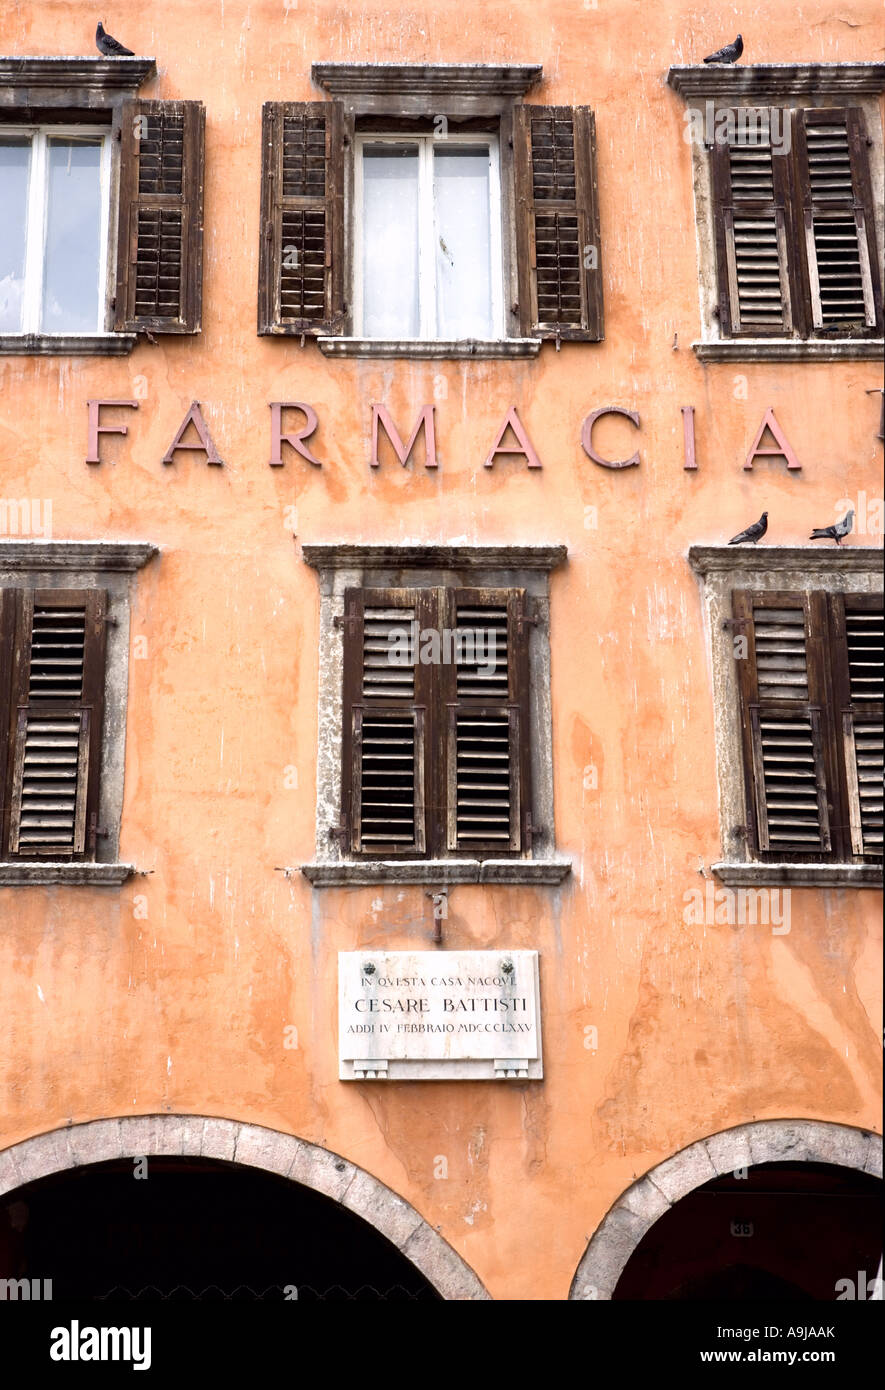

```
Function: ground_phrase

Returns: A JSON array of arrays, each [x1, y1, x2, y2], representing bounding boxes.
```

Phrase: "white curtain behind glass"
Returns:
[[42, 138, 103, 332], [0, 139, 31, 332], [434, 147, 492, 339], [362, 145, 420, 338]]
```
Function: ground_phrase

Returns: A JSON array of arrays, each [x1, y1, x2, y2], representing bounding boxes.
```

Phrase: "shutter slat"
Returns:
[[840, 599, 884, 858]]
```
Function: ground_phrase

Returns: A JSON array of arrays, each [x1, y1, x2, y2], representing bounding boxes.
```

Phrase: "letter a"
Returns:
[[744, 408, 801, 471], [162, 402, 223, 466], [483, 407, 543, 469]]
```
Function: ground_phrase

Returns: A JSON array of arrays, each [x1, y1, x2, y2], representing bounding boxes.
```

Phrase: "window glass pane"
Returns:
[[434, 146, 493, 339], [42, 137, 103, 333], [0, 138, 32, 332], [362, 145, 419, 338]]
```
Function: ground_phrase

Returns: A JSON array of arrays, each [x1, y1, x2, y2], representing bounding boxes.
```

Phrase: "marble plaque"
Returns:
[[338, 950, 542, 1080]]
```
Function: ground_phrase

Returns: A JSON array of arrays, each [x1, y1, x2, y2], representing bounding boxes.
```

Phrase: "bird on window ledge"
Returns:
[[96, 21, 134, 57]]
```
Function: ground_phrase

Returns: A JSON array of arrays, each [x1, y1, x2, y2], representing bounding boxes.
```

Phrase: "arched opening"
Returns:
[[570, 1121, 883, 1301], [612, 1161, 881, 1300], [0, 1157, 441, 1301]]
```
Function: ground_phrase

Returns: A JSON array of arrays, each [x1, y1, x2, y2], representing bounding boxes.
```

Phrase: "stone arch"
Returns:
[[570, 1120, 882, 1300], [0, 1115, 489, 1301]]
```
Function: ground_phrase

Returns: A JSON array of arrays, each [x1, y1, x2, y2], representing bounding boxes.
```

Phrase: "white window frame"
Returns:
[[3, 124, 111, 336], [353, 132, 504, 340]]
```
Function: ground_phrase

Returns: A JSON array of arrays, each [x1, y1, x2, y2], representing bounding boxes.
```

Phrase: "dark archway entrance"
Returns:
[[0, 1157, 441, 1301], [612, 1162, 881, 1300]]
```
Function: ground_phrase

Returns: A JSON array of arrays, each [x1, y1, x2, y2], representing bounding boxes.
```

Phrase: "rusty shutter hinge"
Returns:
[[722, 617, 748, 631], [523, 811, 542, 845], [517, 604, 541, 638], [328, 816, 349, 843]]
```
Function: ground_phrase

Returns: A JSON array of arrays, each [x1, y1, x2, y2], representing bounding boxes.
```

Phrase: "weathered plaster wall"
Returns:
[[0, 0, 881, 1299]]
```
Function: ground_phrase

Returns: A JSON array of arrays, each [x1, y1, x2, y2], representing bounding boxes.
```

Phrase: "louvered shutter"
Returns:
[[443, 589, 531, 856], [794, 108, 882, 335], [258, 101, 345, 337], [830, 595, 883, 859], [711, 108, 799, 336], [733, 591, 834, 858], [514, 106, 603, 341], [342, 588, 434, 856], [115, 101, 205, 333], [3, 590, 106, 860]]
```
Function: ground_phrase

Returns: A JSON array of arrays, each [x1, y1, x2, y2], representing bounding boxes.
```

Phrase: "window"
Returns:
[[258, 66, 604, 357], [354, 136, 503, 340], [0, 128, 110, 334], [0, 61, 205, 353], [667, 63, 885, 361], [711, 108, 881, 342], [342, 586, 527, 857], [0, 588, 106, 859], [689, 544, 883, 888], [733, 591, 883, 864], [300, 544, 570, 886], [0, 540, 157, 884]]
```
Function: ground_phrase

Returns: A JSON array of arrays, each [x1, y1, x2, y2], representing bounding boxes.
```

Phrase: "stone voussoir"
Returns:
[[648, 1141, 717, 1203], [401, 1222, 490, 1300], [341, 1166, 425, 1250]]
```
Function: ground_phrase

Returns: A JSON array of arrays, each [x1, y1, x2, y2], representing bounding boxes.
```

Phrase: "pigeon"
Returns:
[[728, 511, 768, 545], [810, 509, 854, 545], [703, 34, 743, 64], [96, 21, 134, 56]]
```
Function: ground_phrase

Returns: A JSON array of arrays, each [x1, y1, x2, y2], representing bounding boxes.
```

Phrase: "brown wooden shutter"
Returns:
[[115, 101, 205, 333], [258, 101, 345, 337], [793, 108, 882, 336], [732, 590, 835, 859], [442, 589, 531, 856], [341, 588, 433, 857], [711, 108, 799, 336], [3, 590, 106, 860], [515, 106, 603, 341], [830, 594, 883, 859]]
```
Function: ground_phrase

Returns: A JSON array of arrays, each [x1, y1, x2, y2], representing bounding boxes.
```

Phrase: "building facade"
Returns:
[[0, 0, 882, 1303]]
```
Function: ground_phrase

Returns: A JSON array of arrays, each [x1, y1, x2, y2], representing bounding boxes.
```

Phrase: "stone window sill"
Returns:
[[0, 862, 135, 886], [713, 862, 882, 889], [0, 333, 138, 357], [693, 339, 884, 364], [300, 858, 572, 886], [317, 337, 541, 360]]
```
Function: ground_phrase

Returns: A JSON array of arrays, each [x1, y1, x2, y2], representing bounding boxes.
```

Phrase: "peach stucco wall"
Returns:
[[0, 0, 881, 1299]]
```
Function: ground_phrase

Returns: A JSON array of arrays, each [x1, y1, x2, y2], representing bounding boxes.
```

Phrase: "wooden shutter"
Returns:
[[2, 590, 106, 860], [443, 589, 531, 856], [515, 106, 603, 341], [258, 101, 345, 337], [794, 108, 882, 335], [733, 591, 834, 858], [830, 595, 883, 859], [711, 108, 799, 336], [115, 101, 205, 333], [342, 588, 434, 857]]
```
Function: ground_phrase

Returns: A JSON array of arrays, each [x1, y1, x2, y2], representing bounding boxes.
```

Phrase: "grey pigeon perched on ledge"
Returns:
[[703, 34, 743, 63], [728, 511, 768, 545], [810, 509, 854, 545], [96, 21, 134, 56]]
